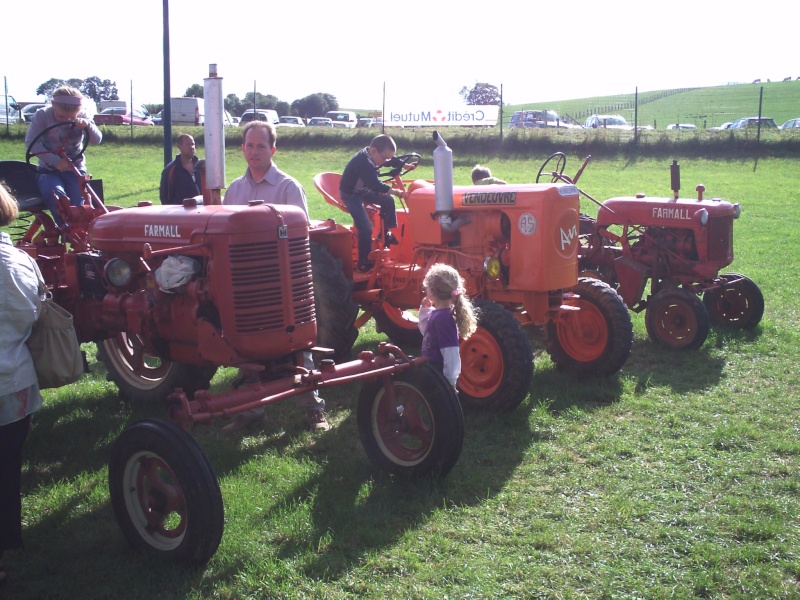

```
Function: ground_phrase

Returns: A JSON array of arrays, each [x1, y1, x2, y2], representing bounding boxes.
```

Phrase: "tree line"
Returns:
[[34, 77, 341, 120], [36, 77, 502, 119]]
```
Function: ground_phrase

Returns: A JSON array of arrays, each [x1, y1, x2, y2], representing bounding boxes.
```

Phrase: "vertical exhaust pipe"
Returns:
[[432, 131, 470, 233], [202, 64, 226, 205]]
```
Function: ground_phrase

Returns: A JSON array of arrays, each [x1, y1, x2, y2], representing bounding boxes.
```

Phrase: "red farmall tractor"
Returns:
[[2, 119, 464, 566], [539, 153, 763, 350], [313, 133, 633, 413]]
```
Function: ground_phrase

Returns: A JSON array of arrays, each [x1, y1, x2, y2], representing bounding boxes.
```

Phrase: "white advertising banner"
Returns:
[[384, 105, 499, 127]]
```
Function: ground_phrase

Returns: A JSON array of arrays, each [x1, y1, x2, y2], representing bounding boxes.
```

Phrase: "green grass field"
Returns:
[[0, 138, 798, 599]]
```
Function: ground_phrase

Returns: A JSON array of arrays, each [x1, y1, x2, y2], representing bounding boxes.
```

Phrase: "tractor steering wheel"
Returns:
[[379, 153, 421, 181], [26, 120, 90, 167], [536, 152, 567, 183]]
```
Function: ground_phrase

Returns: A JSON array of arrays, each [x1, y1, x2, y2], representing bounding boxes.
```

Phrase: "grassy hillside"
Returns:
[[507, 80, 800, 129]]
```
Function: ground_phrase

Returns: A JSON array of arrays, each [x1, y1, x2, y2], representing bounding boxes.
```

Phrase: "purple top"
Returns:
[[420, 307, 459, 365]]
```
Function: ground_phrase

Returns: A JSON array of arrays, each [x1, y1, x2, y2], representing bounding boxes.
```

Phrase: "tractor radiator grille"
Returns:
[[228, 238, 315, 333], [706, 216, 733, 262]]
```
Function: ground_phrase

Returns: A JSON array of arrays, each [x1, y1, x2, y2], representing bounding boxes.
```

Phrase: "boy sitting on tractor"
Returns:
[[339, 135, 414, 272]]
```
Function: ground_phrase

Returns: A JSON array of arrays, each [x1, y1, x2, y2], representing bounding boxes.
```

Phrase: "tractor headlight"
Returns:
[[733, 203, 741, 219], [104, 258, 132, 287], [483, 256, 502, 280], [696, 208, 709, 226]]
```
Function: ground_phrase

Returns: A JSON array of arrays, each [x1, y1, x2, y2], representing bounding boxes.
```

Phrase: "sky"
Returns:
[[3, 0, 796, 111]]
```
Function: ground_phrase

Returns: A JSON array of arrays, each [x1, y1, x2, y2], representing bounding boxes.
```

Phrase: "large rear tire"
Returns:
[[702, 273, 764, 329], [545, 277, 633, 375], [373, 305, 423, 346], [357, 363, 463, 478], [646, 287, 710, 350], [458, 300, 533, 412], [97, 334, 217, 403], [310, 241, 359, 360], [108, 418, 224, 566]]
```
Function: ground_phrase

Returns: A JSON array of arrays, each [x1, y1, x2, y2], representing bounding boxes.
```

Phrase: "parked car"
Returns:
[[509, 109, 580, 130], [21, 103, 48, 123], [583, 114, 632, 130], [93, 107, 154, 126], [0, 95, 20, 125], [308, 117, 333, 127], [666, 123, 698, 131], [152, 111, 162, 126], [277, 116, 305, 127], [239, 109, 279, 126], [779, 118, 800, 130], [729, 117, 777, 130], [709, 122, 734, 131], [325, 110, 357, 128]]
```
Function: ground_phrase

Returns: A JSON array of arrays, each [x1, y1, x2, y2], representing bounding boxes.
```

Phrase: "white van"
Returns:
[[325, 110, 357, 128], [0, 95, 19, 124], [239, 109, 279, 126], [170, 97, 204, 126]]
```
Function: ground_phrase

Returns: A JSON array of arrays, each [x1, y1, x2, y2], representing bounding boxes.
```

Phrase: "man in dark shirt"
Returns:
[[339, 134, 412, 271], [159, 134, 201, 204]]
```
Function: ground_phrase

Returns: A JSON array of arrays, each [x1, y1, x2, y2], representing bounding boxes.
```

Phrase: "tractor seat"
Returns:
[[313, 172, 347, 213], [0, 161, 46, 212], [313, 171, 377, 217]]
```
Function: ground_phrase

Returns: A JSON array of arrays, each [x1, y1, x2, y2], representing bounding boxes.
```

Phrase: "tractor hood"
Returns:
[[90, 203, 309, 253], [597, 196, 740, 227]]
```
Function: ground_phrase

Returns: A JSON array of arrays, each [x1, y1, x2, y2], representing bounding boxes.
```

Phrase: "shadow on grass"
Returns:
[[12, 331, 527, 596], [10, 323, 745, 597]]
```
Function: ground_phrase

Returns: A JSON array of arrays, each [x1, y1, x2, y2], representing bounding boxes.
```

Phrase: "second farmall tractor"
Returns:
[[313, 133, 634, 413], [2, 77, 464, 566], [538, 153, 763, 350]]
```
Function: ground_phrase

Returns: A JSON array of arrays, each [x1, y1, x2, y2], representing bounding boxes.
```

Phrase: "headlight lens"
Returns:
[[104, 258, 132, 287], [483, 256, 502, 280], [696, 208, 709, 226]]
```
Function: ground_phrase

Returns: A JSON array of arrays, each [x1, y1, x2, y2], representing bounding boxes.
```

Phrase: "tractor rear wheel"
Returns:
[[702, 273, 764, 329], [311, 241, 359, 360], [546, 277, 633, 375], [458, 300, 533, 412], [373, 305, 423, 346], [645, 287, 710, 350], [357, 363, 463, 478], [108, 418, 224, 566], [97, 334, 217, 403]]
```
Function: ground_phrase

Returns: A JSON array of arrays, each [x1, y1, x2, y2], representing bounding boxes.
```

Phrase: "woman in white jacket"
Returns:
[[0, 183, 44, 586]]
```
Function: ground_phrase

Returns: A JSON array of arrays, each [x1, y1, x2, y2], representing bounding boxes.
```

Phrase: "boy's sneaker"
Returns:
[[383, 232, 399, 247]]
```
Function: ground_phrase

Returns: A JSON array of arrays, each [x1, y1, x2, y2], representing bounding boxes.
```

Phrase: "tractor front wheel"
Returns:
[[357, 363, 463, 478], [458, 300, 533, 412], [108, 418, 224, 566], [97, 334, 217, 403], [646, 287, 710, 350], [546, 277, 633, 375], [702, 273, 764, 329]]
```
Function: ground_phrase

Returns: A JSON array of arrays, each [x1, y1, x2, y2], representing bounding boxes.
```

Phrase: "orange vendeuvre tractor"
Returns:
[[312, 132, 633, 413], [2, 76, 464, 566]]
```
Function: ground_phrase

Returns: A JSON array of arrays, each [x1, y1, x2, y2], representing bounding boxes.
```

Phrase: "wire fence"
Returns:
[[501, 82, 800, 132]]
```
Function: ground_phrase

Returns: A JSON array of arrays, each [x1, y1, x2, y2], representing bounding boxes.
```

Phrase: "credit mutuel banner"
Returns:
[[384, 105, 499, 127]]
